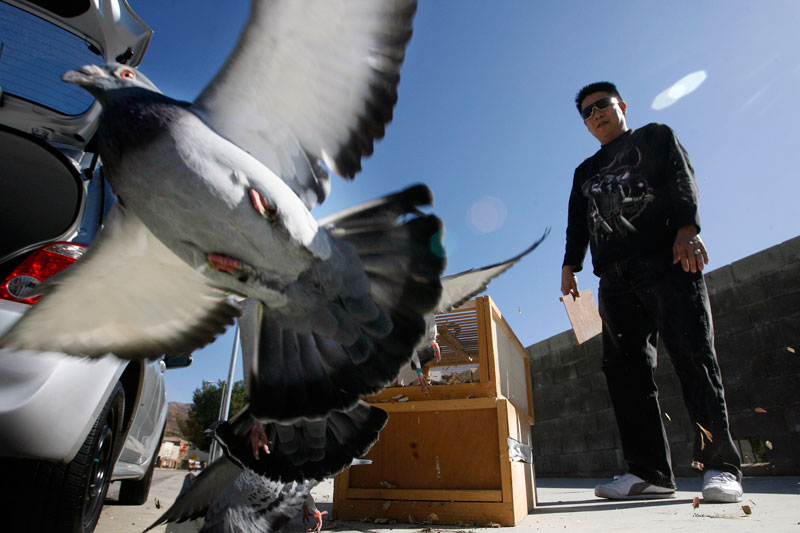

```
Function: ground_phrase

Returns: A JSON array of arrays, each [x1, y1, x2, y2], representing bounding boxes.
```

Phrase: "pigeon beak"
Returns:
[[62, 64, 107, 87]]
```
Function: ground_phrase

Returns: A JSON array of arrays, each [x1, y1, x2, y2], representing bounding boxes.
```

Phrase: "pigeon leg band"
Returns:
[[207, 253, 251, 276], [416, 367, 430, 395]]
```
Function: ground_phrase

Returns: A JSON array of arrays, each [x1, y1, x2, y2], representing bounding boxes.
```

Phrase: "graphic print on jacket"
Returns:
[[581, 146, 654, 244]]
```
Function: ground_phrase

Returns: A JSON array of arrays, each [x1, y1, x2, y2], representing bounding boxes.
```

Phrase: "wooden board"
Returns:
[[333, 397, 536, 526], [349, 398, 502, 491], [560, 289, 602, 344]]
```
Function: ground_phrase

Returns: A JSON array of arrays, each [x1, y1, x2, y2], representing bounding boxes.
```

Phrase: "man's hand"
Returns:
[[561, 265, 579, 298], [672, 225, 708, 273]]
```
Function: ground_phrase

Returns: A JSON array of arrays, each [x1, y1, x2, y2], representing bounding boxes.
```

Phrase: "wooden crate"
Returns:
[[367, 296, 534, 420], [333, 296, 537, 526], [332, 397, 535, 526]]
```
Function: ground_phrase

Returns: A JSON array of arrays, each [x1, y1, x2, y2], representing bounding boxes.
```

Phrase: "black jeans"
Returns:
[[598, 253, 741, 488]]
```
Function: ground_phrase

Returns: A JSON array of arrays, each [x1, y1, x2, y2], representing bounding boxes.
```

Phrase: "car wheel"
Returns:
[[74, 381, 126, 531], [2, 381, 125, 532], [117, 422, 165, 505]]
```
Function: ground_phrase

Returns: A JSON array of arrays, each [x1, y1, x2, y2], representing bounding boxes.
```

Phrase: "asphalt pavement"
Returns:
[[96, 469, 800, 533]]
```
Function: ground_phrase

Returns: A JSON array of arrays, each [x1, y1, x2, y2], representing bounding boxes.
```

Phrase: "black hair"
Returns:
[[575, 82, 622, 113]]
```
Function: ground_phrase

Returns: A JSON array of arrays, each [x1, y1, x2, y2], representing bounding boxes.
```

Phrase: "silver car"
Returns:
[[0, 2, 188, 531]]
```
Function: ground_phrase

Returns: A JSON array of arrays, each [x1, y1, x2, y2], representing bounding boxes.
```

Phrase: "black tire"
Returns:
[[117, 422, 165, 505], [1, 381, 125, 532]]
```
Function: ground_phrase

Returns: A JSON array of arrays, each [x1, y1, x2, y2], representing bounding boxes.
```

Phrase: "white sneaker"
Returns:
[[595, 473, 675, 500], [702, 470, 743, 503]]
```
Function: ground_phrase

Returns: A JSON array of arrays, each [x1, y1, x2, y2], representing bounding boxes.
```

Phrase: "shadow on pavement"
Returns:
[[534, 497, 696, 514]]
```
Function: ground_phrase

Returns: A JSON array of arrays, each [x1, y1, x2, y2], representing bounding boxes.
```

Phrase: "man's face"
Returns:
[[580, 91, 628, 145]]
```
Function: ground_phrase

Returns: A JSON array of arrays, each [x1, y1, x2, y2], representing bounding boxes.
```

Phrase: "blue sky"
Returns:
[[126, 1, 800, 403]]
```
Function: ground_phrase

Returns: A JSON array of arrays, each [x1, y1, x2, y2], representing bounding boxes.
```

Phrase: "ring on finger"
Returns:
[[693, 248, 702, 255]]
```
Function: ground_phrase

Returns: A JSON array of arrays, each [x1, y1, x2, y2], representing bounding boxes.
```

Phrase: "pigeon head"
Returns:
[[62, 63, 161, 98]]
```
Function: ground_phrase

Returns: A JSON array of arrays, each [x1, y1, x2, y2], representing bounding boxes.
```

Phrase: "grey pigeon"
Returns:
[[0, 1, 446, 420], [202, 470, 315, 533], [145, 401, 386, 532], [396, 228, 550, 390]]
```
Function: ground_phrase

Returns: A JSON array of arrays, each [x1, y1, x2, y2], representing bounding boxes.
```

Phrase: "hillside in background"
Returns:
[[165, 401, 191, 438]]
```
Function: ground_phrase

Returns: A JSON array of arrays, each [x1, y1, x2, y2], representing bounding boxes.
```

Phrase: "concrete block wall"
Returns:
[[527, 236, 800, 477]]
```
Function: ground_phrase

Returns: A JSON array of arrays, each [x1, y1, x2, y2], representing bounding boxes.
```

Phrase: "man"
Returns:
[[561, 81, 743, 502]]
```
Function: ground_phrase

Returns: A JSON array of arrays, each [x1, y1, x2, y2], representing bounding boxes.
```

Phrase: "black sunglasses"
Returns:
[[581, 97, 618, 120]]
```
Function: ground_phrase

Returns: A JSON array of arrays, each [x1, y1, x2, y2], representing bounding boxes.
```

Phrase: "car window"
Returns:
[[0, 2, 102, 115]]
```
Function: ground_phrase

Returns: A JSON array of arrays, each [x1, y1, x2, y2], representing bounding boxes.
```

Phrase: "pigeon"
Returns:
[[201, 468, 316, 533], [395, 228, 550, 391], [0, 1, 447, 420], [146, 401, 386, 532]]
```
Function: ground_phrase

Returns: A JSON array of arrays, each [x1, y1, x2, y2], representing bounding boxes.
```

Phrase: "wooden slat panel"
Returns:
[[345, 488, 502, 502], [476, 296, 492, 385], [365, 382, 493, 403], [348, 407, 502, 491], [372, 396, 498, 412], [434, 306, 481, 365], [504, 399, 537, 514], [496, 399, 512, 504], [332, 499, 516, 527]]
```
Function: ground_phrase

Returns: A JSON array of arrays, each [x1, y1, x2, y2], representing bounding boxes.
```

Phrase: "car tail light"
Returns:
[[0, 242, 87, 304]]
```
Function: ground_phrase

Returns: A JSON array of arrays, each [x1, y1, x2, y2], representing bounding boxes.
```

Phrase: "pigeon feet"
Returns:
[[305, 508, 327, 532], [416, 368, 430, 395], [432, 340, 441, 362], [250, 423, 269, 459], [249, 188, 278, 222], [207, 253, 251, 277]]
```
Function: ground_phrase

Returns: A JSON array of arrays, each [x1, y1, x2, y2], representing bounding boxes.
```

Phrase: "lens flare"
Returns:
[[652, 70, 707, 110], [467, 196, 507, 235]]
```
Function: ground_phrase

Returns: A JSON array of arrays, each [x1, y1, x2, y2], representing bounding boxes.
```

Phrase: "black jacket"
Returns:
[[563, 123, 701, 276]]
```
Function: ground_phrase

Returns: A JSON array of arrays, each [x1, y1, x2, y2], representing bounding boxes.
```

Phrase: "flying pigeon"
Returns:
[[0, 1, 447, 419], [146, 401, 386, 532], [395, 228, 550, 391]]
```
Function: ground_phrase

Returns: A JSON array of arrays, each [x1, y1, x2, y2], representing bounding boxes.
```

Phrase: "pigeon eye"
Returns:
[[119, 69, 136, 79]]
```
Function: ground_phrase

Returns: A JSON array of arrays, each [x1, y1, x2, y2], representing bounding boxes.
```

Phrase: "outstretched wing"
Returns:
[[144, 457, 242, 531], [215, 401, 387, 482], [0, 204, 240, 359], [439, 228, 550, 313], [192, 0, 417, 209]]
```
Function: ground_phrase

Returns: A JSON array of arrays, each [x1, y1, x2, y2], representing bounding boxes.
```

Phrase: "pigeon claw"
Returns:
[[250, 423, 270, 459], [432, 340, 442, 362], [308, 509, 327, 532], [249, 188, 279, 222], [207, 253, 251, 278]]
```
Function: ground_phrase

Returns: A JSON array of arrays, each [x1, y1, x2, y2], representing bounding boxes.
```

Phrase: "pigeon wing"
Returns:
[[0, 204, 240, 359], [144, 457, 242, 531], [215, 401, 387, 482], [192, 0, 417, 209], [438, 228, 551, 313]]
